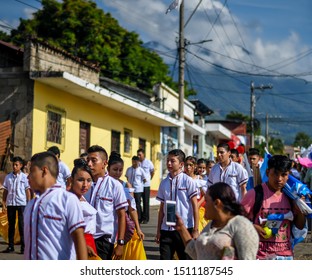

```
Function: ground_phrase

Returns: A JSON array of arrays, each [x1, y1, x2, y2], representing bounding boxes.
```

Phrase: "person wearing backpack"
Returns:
[[241, 155, 306, 260]]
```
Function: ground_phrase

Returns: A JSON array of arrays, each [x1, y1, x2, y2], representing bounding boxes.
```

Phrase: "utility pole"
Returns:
[[266, 113, 269, 151], [178, 0, 185, 150], [250, 81, 273, 148]]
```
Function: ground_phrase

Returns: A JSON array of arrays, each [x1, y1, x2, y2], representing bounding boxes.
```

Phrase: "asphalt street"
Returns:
[[0, 204, 311, 260]]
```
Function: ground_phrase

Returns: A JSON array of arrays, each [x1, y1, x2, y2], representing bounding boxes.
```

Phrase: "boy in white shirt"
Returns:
[[2, 156, 31, 254], [24, 151, 87, 259], [155, 149, 199, 260]]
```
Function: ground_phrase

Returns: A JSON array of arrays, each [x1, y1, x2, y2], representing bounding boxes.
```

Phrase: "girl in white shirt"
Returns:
[[70, 158, 98, 259]]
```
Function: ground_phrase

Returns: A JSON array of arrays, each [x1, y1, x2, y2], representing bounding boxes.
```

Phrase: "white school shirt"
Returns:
[[207, 160, 248, 202], [23, 186, 86, 260], [193, 175, 208, 199], [156, 172, 197, 231], [140, 159, 154, 187], [123, 184, 137, 210], [57, 160, 71, 189], [125, 166, 146, 193], [90, 175, 128, 242], [3, 172, 30, 206], [80, 198, 97, 235]]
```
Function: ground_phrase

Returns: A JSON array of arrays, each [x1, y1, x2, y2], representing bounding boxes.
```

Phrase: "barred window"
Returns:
[[46, 105, 65, 150], [124, 129, 132, 155]]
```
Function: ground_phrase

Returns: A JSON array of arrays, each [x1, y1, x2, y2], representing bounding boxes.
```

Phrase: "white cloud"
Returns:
[[101, 0, 312, 81]]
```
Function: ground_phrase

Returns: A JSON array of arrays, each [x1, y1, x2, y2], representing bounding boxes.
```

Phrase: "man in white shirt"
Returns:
[[137, 148, 154, 224], [126, 155, 146, 223]]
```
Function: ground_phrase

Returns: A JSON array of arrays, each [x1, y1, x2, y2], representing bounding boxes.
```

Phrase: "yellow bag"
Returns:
[[198, 206, 209, 233], [121, 230, 147, 260], [0, 211, 20, 244]]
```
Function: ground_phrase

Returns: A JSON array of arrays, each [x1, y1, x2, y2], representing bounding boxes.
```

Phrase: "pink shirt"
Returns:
[[241, 183, 293, 259]]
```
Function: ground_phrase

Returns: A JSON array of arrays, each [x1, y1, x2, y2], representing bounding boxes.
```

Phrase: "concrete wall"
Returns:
[[24, 40, 99, 85], [0, 67, 34, 165]]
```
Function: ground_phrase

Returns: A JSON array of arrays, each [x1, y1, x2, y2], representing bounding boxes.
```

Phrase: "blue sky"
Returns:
[[1, 0, 311, 79], [1, 0, 312, 143]]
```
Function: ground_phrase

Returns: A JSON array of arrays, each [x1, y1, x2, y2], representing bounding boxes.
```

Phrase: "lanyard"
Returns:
[[170, 175, 179, 201]]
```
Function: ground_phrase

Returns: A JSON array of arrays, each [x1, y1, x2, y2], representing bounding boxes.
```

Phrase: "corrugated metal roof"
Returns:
[[0, 120, 11, 156]]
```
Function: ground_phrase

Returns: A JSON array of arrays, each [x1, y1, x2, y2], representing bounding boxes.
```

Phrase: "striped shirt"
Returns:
[[24, 186, 85, 260]]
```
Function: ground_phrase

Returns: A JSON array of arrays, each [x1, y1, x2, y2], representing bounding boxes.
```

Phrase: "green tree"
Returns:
[[0, 30, 10, 41], [226, 111, 261, 135], [8, 0, 194, 96], [293, 132, 312, 148]]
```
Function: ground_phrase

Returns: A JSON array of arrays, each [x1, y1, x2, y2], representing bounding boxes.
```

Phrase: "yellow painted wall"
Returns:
[[32, 81, 161, 190]]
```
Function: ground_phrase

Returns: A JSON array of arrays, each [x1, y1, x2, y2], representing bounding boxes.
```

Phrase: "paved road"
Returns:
[[0, 203, 311, 260]]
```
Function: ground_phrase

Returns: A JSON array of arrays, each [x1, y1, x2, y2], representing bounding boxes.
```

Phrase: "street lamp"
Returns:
[[250, 81, 273, 148]]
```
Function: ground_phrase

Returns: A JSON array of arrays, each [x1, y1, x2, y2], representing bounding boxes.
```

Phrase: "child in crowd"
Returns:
[[70, 158, 98, 259], [2, 156, 31, 254], [241, 155, 306, 260], [87, 145, 128, 260], [107, 152, 146, 260], [24, 152, 87, 260], [125, 156, 146, 223], [155, 149, 199, 260]]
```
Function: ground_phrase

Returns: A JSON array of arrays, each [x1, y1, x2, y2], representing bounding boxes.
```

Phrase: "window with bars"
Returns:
[[111, 130, 121, 154], [46, 106, 65, 150], [124, 129, 132, 155]]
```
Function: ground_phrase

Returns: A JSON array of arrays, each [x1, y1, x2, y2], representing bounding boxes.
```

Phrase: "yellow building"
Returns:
[[0, 39, 182, 190]]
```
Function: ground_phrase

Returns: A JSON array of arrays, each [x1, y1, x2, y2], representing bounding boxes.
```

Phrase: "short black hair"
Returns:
[[12, 156, 24, 164], [137, 148, 145, 154], [230, 149, 239, 157], [267, 155, 292, 173], [87, 145, 108, 161], [197, 158, 207, 165], [248, 148, 260, 156], [80, 152, 88, 158], [217, 143, 230, 151], [132, 155, 140, 161], [47, 146, 60, 157], [31, 151, 59, 179], [168, 149, 185, 163]]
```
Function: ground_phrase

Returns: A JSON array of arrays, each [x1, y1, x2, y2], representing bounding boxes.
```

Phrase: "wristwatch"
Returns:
[[117, 239, 125, 246]]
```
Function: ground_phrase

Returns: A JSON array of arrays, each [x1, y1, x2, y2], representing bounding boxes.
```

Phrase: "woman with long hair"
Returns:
[[176, 182, 259, 260]]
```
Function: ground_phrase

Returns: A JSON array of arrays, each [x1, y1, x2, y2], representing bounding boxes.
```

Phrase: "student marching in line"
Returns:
[[207, 143, 248, 202], [70, 158, 99, 259], [24, 152, 87, 260], [107, 152, 146, 260], [125, 156, 146, 223], [2, 156, 31, 254], [155, 149, 199, 260], [47, 146, 71, 189], [87, 145, 128, 260], [137, 148, 155, 224]]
